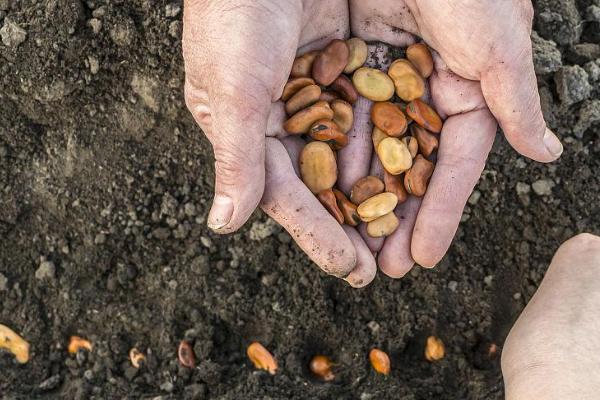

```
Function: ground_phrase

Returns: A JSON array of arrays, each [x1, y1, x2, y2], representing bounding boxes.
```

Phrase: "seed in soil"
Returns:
[[282, 77, 316, 101], [309, 355, 335, 381], [406, 43, 434, 78], [425, 336, 445, 362], [333, 189, 361, 226], [352, 67, 395, 101], [377, 137, 413, 175], [387, 59, 426, 101], [247, 342, 277, 375], [299, 141, 338, 194], [291, 50, 319, 78], [404, 155, 434, 197], [411, 125, 439, 158], [68, 336, 93, 354], [0, 324, 30, 364], [129, 348, 146, 368], [331, 99, 354, 133], [357, 192, 398, 222], [309, 119, 348, 149], [312, 39, 349, 86], [367, 211, 400, 237], [350, 176, 385, 205], [317, 188, 345, 224], [178, 340, 197, 368], [369, 348, 391, 375], [371, 101, 408, 137], [285, 84, 321, 116], [283, 100, 334, 134], [384, 171, 408, 204], [344, 37, 368, 74], [406, 99, 443, 133]]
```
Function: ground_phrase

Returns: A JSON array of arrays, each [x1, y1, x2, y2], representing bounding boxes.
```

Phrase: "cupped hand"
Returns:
[[183, 0, 377, 286], [347, 0, 563, 277]]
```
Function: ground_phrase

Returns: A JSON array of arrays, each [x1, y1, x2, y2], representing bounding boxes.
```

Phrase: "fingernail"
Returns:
[[207, 194, 233, 231], [543, 128, 563, 158]]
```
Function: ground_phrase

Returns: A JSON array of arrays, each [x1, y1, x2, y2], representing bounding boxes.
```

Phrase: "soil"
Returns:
[[0, 0, 599, 399]]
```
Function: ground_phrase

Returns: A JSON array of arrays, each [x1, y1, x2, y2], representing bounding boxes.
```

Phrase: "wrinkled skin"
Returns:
[[183, 0, 562, 286]]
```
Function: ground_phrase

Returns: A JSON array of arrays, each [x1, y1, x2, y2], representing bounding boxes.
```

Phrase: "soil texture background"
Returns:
[[1, 0, 599, 399]]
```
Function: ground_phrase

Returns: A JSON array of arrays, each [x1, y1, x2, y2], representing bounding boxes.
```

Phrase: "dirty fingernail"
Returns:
[[543, 128, 563, 158], [208, 194, 233, 230]]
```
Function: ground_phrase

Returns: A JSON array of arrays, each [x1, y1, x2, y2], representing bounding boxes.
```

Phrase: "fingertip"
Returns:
[[378, 256, 414, 279], [542, 127, 563, 160], [342, 226, 377, 287]]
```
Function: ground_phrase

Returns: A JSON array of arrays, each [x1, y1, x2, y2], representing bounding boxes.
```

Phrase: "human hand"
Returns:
[[183, 0, 377, 286], [347, 0, 563, 276]]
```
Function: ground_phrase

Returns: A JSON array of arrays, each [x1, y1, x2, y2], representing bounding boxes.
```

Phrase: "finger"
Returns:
[[358, 223, 385, 254], [261, 138, 357, 278], [378, 197, 420, 278], [409, 59, 497, 268], [480, 45, 563, 162], [342, 226, 377, 288], [350, 0, 418, 46]]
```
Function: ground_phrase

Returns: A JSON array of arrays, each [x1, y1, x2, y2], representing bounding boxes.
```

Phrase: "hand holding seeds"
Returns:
[[184, 0, 563, 285]]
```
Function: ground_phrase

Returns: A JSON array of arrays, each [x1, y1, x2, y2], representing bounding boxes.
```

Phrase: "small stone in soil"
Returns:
[[35, 260, 56, 281]]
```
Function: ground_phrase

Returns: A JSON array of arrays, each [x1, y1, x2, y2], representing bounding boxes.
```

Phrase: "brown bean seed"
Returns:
[[372, 126, 389, 149], [344, 38, 368, 74], [318, 188, 345, 224], [333, 189, 361, 226], [281, 77, 315, 101], [367, 211, 400, 237], [310, 355, 335, 381], [384, 171, 408, 204], [68, 336, 93, 354], [425, 336, 445, 362], [357, 192, 398, 222], [309, 119, 348, 148], [352, 67, 395, 101], [129, 348, 146, 369], [0, 324, 30, 364], [247, 342, 278, 375], [331, 75, 358, 104], [411, 125, 439, 157], [404, 154, 434, 197], [402, 136, 419, 158], [371, 102, 408, 137], [406, 99, 443, 133], [331, 100, 354, 133], [350, 176, 385, 205], [312, 39, 349, 86], [178, 340, 196, 368], [369, 348, 391, 375], [291, 50, 319, 78], [285, 84, 321, 115], [406, 43, 434, 78], [320, 91, 340, 102], [299, 141, 337, 194], [377, 137, 413, 175], [388, 59, 425, 102], [283, 101, 334, 134]]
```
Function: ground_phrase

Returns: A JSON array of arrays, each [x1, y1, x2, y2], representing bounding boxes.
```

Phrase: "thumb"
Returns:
[[185, 74, 271, 233], [480, 45, 563, 163]]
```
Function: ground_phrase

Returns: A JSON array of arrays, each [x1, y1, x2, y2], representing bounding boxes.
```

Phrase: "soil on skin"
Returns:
[[0, 0, 599, 399]]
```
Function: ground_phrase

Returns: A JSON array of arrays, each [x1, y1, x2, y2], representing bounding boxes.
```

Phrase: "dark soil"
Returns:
[[1, 0, 599, 399]]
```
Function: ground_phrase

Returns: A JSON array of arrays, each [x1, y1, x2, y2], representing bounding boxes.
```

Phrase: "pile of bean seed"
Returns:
[[281, 38, 442, 238]]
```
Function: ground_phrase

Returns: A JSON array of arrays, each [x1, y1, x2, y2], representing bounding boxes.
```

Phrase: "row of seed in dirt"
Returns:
[[282, 38, 441, 237], [1, 323, 452, 378]]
